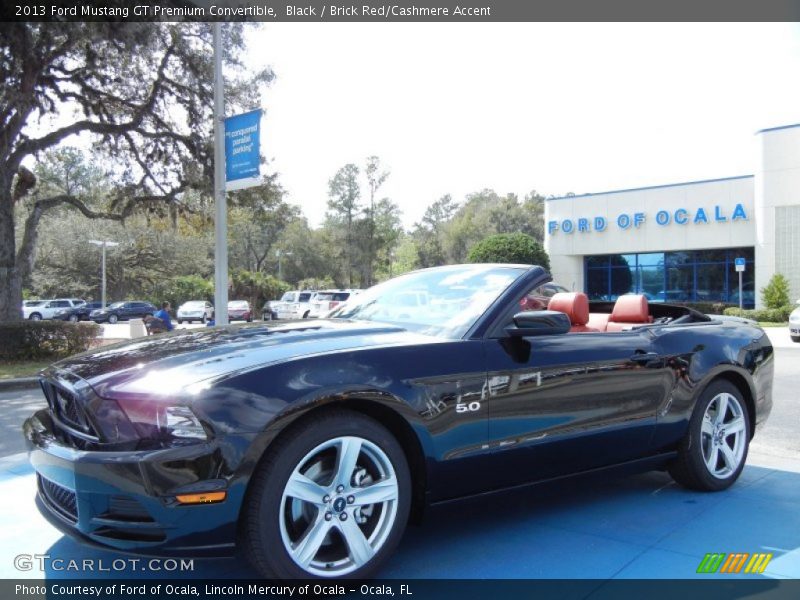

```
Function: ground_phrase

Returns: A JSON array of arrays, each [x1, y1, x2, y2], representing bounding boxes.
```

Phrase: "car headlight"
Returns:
[[790, 311, 800, 324], [92, 398, 208, 446]]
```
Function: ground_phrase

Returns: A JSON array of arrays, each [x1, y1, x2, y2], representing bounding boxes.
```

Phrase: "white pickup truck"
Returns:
[[23, 298, 86, 320]]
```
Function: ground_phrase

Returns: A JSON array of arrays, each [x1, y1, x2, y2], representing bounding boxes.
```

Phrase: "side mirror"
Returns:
[[506, 310, 570, 337]]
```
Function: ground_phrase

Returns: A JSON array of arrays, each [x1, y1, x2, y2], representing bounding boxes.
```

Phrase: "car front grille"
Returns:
[[40, 380, 99, 447], [38, 475, 78, 523]]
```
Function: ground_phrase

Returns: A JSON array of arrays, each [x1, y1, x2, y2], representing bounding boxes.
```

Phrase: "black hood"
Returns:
[[45, 319, 440, 399]]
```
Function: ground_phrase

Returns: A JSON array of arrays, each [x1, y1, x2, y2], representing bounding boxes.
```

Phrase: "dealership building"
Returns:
[[544, 123, 800, 309]]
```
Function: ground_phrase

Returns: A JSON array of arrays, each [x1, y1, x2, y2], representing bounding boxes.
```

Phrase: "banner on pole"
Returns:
[[224, 109, 262, 191]]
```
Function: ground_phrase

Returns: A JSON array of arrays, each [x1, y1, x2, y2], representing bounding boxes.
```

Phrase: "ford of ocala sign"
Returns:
[[547, 203, 748, 235]]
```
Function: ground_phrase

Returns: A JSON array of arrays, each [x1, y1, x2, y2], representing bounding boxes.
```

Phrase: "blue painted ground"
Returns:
[[1, 456, 798, 579]]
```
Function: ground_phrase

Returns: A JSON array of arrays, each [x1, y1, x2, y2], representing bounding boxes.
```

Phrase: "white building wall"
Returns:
[[544, 123, 800, 309], [756, 125, 800, 304], [545, 177, 755, 298]]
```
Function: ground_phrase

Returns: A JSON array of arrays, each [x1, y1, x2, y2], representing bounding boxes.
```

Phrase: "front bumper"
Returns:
[[24, 409, 245, 558]]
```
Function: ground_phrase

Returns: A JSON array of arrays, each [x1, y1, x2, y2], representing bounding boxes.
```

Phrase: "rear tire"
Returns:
[[243, 410, 411, 579], [668, 380, 750, 491], [68, 314, 79, 323]]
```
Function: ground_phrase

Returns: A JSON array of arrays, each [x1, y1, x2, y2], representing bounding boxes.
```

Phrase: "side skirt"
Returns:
[[427, 452, 678, 507]]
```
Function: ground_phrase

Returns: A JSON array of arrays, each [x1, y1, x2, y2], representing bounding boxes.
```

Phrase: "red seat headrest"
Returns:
[[610, 294, 649, 323], [548, 292, 590, 326]]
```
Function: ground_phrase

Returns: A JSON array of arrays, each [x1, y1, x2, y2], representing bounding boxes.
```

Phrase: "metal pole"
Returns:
[[101, 242, 107, 307], [278, 253, 283, 281], [739, 271, 743, 310], [213, 22, 229, 325]]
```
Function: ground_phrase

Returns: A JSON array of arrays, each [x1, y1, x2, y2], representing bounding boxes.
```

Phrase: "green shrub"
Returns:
[[722, 305, 794, 323], [0, 321, 101, 361], [159, 275, 214, 309], [467, 233, 550, 270], [761, 273, 790, 309]]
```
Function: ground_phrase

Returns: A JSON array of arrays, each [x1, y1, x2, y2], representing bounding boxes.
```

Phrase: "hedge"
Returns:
[[722, 305, 794, 323], [0, 320, 101, 361]]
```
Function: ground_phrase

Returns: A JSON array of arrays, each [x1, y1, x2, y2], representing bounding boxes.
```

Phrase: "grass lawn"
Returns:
[[0, 360, 52, 380]]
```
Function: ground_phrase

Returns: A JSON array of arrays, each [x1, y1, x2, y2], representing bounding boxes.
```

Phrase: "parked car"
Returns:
[[177, 301, 214, 324], [23, 298, 85, 321], [790, 299, 800, 343], [24, 264, 774, 579], [308, 289, 360, 318], [53, 301, 108, 322], [227, 300, 252, 322], [90, 301, 157, 324], [267, 290, 317, 320]]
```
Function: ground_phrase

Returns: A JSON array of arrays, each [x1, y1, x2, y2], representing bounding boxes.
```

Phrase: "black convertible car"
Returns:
[[24, 264, 773, 579]]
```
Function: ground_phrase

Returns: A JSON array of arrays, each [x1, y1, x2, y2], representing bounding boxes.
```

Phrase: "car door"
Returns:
[[484, 324, 674, 490]]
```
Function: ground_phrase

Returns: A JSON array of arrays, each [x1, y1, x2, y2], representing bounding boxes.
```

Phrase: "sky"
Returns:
[[247, 23, 800, 229]]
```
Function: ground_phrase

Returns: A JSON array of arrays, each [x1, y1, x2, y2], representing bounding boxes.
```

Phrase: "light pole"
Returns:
[[213, 21, 229, 325], [276, 249, 292, 282], [88, 240, 119, 307]]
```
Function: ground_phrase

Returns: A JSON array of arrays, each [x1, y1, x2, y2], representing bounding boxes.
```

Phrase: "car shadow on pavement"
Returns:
[[32, 464, 800, 580]]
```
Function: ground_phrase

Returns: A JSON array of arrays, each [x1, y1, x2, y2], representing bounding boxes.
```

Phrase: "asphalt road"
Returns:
[[1, 342, 798, 462]]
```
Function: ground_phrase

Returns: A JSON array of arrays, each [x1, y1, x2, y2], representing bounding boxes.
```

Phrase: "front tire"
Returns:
[[792, 335, 800, 343], [68, 314, 79, 323], [108, 314, 118, 324], [669, 380, 750, 491], [29, 313, 42, 321], [243, 410, 411, 579]]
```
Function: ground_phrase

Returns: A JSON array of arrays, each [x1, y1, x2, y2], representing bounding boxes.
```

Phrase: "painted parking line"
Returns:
[[1, 463, 798, 580]]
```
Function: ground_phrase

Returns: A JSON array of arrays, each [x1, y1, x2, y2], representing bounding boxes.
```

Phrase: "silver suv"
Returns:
[[22, 298, 85, 320]]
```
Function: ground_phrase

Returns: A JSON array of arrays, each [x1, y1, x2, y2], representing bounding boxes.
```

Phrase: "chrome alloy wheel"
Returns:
[[279, 436, 399, 577], [701, 392, 747, 479]]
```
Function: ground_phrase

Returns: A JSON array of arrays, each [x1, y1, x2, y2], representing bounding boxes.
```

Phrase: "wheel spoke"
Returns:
[[724, 416, 746, 436], [715, 394, 729, 425], [701, 417, 714, 438], [705, 445, 719, 472], [719, 444, 737, 471], [285, 472, 328, 505], [351, 476, 398, 506], [334, 437, 362, 489], [291, 515, 330, 567], [338, 514, 375, 567]]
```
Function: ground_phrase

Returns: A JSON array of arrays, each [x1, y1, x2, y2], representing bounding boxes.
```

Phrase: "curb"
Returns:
[[0, 377, 39, 392]]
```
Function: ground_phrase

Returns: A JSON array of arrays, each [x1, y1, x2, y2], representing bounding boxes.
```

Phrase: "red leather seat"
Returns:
[[606, 294, 651, 332], [547, 292, 598, 333]]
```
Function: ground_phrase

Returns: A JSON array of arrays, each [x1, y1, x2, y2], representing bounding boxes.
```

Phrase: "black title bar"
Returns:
[[3, 0, 800, 22]]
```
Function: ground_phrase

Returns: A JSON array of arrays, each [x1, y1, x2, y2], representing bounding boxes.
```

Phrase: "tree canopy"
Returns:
[[0, 21, 270, 320]]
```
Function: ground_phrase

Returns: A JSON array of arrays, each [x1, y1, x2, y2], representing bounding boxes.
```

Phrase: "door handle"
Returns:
[[630, 351, 661, 364]]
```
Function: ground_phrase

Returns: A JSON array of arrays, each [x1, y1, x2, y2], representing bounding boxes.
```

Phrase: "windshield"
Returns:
[[280, 292, 296, 302], [25, 301, 44, 306], [109, 302, 124, 309], [228, 301, 248, 309], [299, 292, 313, 302], [327, 264, 526, 338], [182, 301, 206, 308]]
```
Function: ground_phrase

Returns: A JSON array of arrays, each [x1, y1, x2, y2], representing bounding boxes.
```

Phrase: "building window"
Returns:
[[584, 247, 755, 308]]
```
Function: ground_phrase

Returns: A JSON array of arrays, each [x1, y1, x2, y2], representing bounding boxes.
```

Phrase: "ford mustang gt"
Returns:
[[24, 264, 773, 579]]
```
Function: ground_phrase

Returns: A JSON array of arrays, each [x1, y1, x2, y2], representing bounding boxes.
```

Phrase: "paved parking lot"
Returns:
[[0, 329, 797, 580]]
